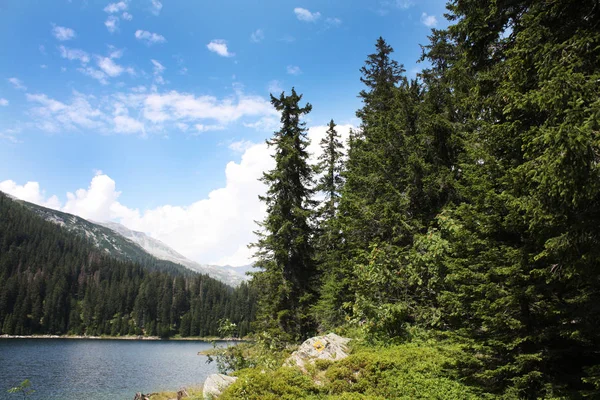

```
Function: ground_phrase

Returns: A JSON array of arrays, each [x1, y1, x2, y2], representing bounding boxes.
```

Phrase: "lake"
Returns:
[[0, 339, 229, 400]]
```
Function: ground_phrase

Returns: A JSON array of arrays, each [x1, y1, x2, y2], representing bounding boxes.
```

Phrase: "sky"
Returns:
[[0, 0, 448, 267]]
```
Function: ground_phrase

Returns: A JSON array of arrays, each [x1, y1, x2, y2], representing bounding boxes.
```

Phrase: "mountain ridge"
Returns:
[[10, 195, 248, 286]]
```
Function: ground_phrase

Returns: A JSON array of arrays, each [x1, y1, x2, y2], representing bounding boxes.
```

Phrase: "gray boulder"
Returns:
[[285, 333, 351, 372], [202, 374, 237, 399]]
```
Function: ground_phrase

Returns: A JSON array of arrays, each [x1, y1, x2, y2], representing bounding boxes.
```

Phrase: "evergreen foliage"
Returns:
[[251, 88, 317, 340], [250, 1, 600, 397], [4, 0, 600, 397], [312, 119, 347, 330], [0, 192, 256, 338]]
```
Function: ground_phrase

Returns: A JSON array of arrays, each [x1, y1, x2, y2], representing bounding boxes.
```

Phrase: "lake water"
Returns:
[[0, 339, 228, 400]]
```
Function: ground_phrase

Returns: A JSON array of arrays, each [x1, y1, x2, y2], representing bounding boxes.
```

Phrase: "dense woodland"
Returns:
[[251, 0, 600, 398], [1, 0, 599, 398], [0, 192, 256, 338]]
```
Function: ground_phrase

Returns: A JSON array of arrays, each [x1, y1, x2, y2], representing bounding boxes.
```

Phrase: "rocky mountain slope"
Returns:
[[13, 196, 248, 286]]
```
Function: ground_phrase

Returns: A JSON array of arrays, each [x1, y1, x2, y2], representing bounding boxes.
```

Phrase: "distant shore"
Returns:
[[0, 334, 247, 341]]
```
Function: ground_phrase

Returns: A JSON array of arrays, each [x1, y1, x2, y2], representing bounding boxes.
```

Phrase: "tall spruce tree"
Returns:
[[251, 88, 317, 341], [425, 0, 600, 397], [338, 38, 430, 337], [312, 120, 347, 329]]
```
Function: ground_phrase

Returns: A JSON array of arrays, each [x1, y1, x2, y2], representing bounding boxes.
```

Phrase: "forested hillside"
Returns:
[[0, 192, 256, 338], [249, 0, 600, 398]]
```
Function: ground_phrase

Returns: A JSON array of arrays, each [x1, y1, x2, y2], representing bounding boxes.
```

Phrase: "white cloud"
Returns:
[[228, 139, 255, 153], [104, 1, 127, 13], [420, 12, 438, 27], [268, 80, 283, 94], [22, 84, 277, 136], [176, 122, 189, 131], [26, 92, 106, 132], [58, 45, 90, 64], [396, 0, 414, 9], [78, 67, 109, 85], [377, 0, 414, 15], [40, 64, 48, 69], [104, 2, 132, 31], [0, 180, 61, 209], [243, 116, 279, 132], [286, 65, 302, 75], [151, 59, 165, 74], [63, 174, 123, 221], [194, 123, 225, 133], [325, 17, 342, 27], [250, 29, 264, 43], [52, 25, 76, 41], [114, 115, 144, 134], [207, 40, 234, 57], [97, 51, 134, 78], [0, 124, 354, 266], [294, 7, 321, 22], [105, 16, 119, 33], [8, 77, 27, 90], [0, 98, 8, 106], [135, 30, 166, 45], [141, 89, 276, 124], [97, 56, 124, 77], [0, 129, 21, 143], [151, 59, 166, 85], [150, 0, 162, 15], [39, 45, 47, 55]]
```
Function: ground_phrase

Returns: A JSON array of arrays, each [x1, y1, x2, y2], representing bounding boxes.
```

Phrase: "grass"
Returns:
[[217, 338, 490, 400], [150, 386, 203, 400]]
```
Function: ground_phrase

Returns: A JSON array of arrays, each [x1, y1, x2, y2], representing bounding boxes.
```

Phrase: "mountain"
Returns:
[[96, 221, 249, 286], [0, 191, 256, 338], [15, 198, 247, 286]]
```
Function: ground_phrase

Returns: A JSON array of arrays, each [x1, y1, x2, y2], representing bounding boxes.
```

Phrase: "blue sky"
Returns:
[[0, 0, 448, 266]]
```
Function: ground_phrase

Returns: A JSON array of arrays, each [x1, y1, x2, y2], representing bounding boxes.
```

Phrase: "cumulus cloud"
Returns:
[[207, 40, 234, 57], [140, 89, 276, 124], [250, 29, 264, 43], [59, 46, 132, 83], [294, 7, 321, 22], [420, 12, 438, 27], [0, 98, 8, 106], [0, 128, 21, 143], [22, 84, 278, 136], [286, 65, 302, 75], [268, 80, 283, 94], [325, 17, 342, 27], [0, 124, 353, 266], [135, 30, 166, 45], [8, 77, 27, 91], [58, 45, 90, 64], [104, 2, 132, 31], [150, 0, 162, 15], [151, 59, 166, 84], [52, 25, 76, 41], [0, 180, 61, 209], [97, 52, 135, 78], [105, 16, 119, 33], [228, 139, 255, 153], [26, 92, 106, 132], [114, 115, 144, 134], [104, 1, 127, 13], [78, 67, 109, 85]]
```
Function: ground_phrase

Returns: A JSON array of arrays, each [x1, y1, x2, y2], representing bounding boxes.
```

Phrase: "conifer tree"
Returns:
[[427, 0, 600, 396], [251, 88, 317, 341], [312, 120, 347, 329]]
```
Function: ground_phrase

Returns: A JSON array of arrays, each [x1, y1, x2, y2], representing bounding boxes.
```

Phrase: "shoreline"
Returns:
[[0, 334, 248, 342]]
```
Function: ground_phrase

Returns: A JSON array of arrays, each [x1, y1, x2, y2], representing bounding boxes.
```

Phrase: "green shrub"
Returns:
[[220, 367, 320, 400]]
